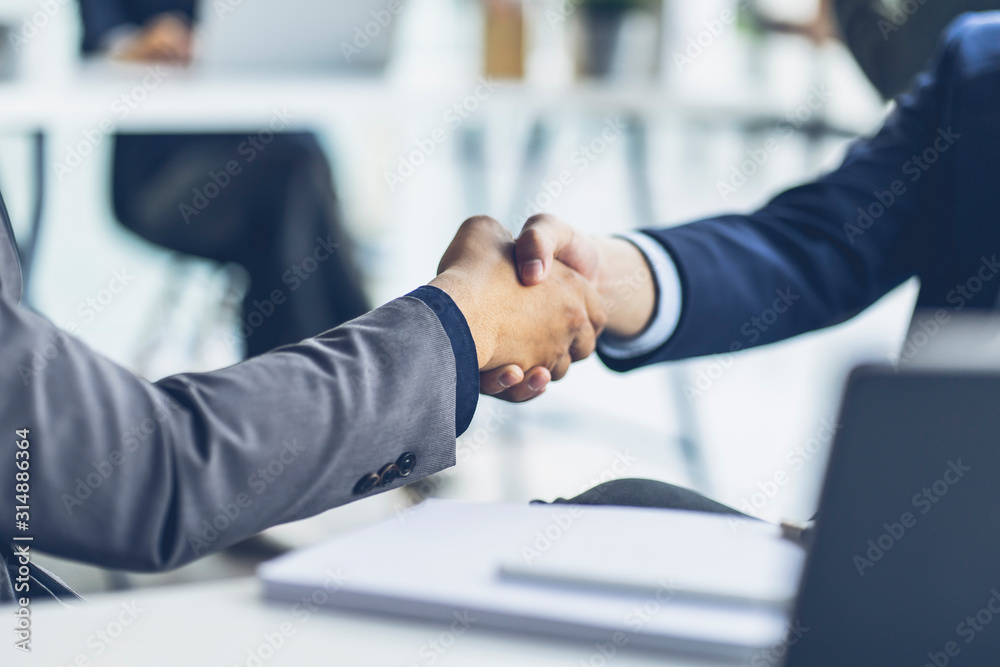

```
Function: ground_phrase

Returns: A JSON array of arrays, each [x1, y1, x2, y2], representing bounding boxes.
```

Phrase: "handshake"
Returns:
[[429, 215, 656, 403]]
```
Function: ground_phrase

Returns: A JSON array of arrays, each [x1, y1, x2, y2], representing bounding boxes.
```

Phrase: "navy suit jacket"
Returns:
[[78, 0, 196, 53], [605, 12, 1000, 372]]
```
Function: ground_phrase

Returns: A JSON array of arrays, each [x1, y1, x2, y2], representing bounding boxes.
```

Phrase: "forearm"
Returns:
[[599, 17, 968, 372], [0, 295, 465, 572]]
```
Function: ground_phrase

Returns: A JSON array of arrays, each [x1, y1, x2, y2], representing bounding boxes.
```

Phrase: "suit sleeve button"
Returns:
[[352, 472, 380, 496], [396, 452, 417, 477], [378, 463, 401, 487]]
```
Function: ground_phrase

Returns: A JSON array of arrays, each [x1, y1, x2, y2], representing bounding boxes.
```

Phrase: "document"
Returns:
[[259, 500, 804, 659]]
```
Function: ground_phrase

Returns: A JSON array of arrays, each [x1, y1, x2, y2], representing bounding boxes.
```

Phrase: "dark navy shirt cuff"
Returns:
[[408, 286, 479, 436]]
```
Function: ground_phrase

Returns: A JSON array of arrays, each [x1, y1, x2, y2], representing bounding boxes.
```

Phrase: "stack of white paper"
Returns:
[[259, 500, 804, 659]]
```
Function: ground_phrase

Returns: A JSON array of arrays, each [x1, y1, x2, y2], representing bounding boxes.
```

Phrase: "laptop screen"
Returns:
[[785, 363, 1000, 665]]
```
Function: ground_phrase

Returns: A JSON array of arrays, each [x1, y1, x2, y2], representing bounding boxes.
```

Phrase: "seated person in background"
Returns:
[[77, 0, 369, 358], [484, 13, 1000, 513], [0, 213, 605, 602], [833, 0, 1000, 99], [748, 0, 1000, 101]]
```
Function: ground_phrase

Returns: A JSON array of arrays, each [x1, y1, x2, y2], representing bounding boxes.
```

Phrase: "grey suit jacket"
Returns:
[[0, 193, 468, 598]]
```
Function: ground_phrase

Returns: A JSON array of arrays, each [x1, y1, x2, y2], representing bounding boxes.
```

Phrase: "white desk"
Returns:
[[3, 578, 739, 667], [0, 63, 861, 134]]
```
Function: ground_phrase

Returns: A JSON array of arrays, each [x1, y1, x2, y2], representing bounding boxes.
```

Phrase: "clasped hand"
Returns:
[[433, 213, 657, 402], [430, 216, 606, 402]]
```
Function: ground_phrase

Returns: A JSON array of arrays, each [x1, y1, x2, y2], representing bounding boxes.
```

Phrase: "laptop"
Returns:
[[195, 0, 396, 73], [784, 311, 1000, 665], [260, 312, 1000, 664]]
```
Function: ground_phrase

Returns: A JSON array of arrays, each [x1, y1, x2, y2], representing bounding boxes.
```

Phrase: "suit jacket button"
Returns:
[[378, 463, 401, 487], [396, 452, 417, 477], [352, 472, 380, 496]]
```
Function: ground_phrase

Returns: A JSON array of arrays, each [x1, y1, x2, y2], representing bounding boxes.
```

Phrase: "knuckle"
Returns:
[[525, 213, 555, 227], [519, 227, 546, 252], [592, 308, 608, 332], [571, 339, 596, 361], [462, 215, 500, 232]]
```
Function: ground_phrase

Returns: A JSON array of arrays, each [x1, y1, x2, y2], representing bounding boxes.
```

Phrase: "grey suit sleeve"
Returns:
[[0, 294, 461, 571]]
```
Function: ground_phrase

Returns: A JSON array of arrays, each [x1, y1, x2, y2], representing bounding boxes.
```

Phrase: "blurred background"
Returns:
[[0, 0, 918, 594]]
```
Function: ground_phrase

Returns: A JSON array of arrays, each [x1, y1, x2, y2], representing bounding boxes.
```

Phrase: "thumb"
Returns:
[[515, 214, 574, 286], [516, 214, 600, 286]]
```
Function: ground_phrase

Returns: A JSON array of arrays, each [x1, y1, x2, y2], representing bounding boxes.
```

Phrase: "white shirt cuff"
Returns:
[[597, 231, 682, 360]]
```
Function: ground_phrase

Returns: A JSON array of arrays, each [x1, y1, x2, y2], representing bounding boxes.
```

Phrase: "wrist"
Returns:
[[594, 237, 657, 339], [429, 270, 496, 369]]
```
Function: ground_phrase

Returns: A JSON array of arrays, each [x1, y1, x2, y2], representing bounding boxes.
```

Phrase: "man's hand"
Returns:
[[430, 216, 606, 402], [113, 14, 193, 64], [514, 214, 656, 339], [476, 213, 659, 398]]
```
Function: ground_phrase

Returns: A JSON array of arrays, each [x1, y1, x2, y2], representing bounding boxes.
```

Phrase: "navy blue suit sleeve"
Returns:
[[601, 17, 973, 373], [78, 0, 133, 53], [408, 286, 479, 436]]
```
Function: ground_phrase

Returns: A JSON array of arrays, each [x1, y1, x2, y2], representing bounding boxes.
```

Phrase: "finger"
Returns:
[[479, 365, 524, 396], [515, 214, 574, 286], [570, 321, 597, 362], [579, 273, 608, 338], [146, 37, 185, 62], [550, 353, 572, 382], [459, 215, 513, 243], [525, 366, 552, 392], [438, 215, 512, 274], [491, 367, 551, 403]]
